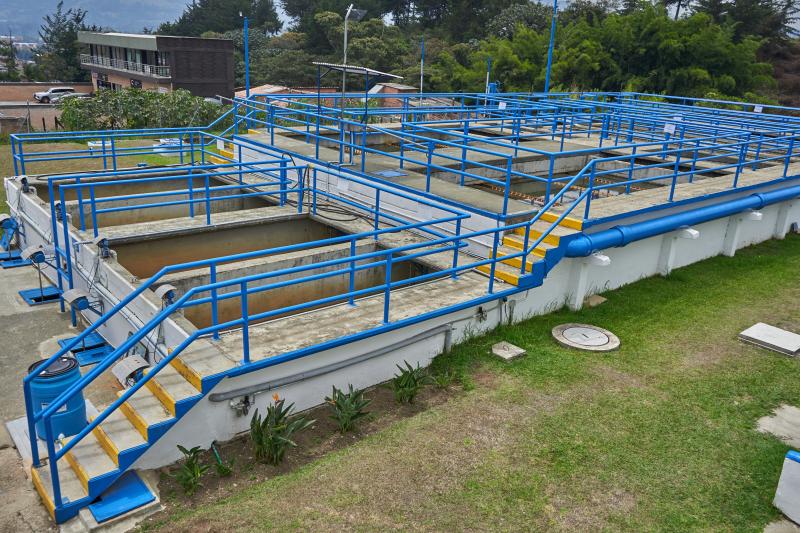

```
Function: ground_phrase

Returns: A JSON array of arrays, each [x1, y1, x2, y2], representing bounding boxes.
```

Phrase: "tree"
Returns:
[[159, 0, 282, 36], [486, 3, 551, 38], [0, 37, 20, 81], [36, 1, 89, 82]]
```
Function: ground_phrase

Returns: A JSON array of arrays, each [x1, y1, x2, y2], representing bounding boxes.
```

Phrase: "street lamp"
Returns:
[[543, 0, 559, 94], [341, 4, 366, 114]]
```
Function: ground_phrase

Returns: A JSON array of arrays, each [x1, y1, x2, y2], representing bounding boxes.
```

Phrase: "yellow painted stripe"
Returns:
[[144, 371, 177, 417], [170, 358, 203, 392], [495, 252, 537, 273], [476, 264, 520, 286], [64, 450, 89, 493], [511, 228, 561, 246], [218, 148, 234, 159], [117, 395, 149, 441], [540, 211, 583, 230], [247, 128, 263, 135], [31, 468, 55, 519], [90, 420, 120, 467], [502, 235, 549, 255], [208, 155, 228, 165]]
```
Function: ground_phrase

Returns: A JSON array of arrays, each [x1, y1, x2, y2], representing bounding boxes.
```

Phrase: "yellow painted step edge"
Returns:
[[90, 418, 120, 467], [63, 449, 90, 494], [540, 211, 583, 230], [476, 264, 520, 286], [501, 236, 548, 256], [117, 394, 150, 442], [170, 358, 203, 392], [208, 155, 228, 165], [495, 253, 536, 272], [507, 230, 560, 246], [144, 370, 176, 417], [31, 467, 55, 519], [247, 128, 262, 135], [218, 148, 234, 159]]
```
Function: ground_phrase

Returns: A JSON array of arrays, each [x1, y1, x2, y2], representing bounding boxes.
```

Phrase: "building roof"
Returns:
[[78, 31, 158, 51]]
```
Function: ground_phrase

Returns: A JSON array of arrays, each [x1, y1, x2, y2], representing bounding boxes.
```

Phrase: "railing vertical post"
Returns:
[[240, 281, 250, 365], [502, 157, 512, 218], [110, 136, 117, 171], [487, 231, 500, 295], [11, 136, 18, 176], [312, 167, 318, 214], [45, 420, 61, 515], [190, 133, 196, 167], [583, 164, 595, 220], [179, 135, 184, 165], [733, 139, 747, 188], [451, 217, 461, 279], [784, 137, 795, 178], [626, 146, 637, 194], [669, 147, 682, 202], [545, 156, 554, 203], [210, 264, 219, 340], [374, 190, 380, 236], [204, 174, 211, 225], [23, 383, 39, 466], [349, 239, 356, 307], [101, 135, 108, 170], [18, 141, 26, 175], [187, 169, 195, 218], [234, 102, 240, 136], [425, 141, 434, 192], [279, 160, 287, 206], [690, 139, 700, 183], [383, 252, 392, 324], [89, 185, 98, 236]]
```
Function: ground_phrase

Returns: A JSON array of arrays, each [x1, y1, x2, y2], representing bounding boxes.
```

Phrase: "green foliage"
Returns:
[[487, 3, 551, 38], [431, 370, 454, 389], [249, 397, 315, 465], [159, 0, 282, 36], [326, 385, 372, 433], [173, 445, 210, 496], [391, 361, 432, 404], [35, 1, 91, 82], [58, 88, 231, 131], [0, 37, 19, 82]]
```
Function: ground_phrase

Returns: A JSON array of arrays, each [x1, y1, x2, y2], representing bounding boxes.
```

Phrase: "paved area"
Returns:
[[0, 264, 74, 532], [758, 404, 800, 448]]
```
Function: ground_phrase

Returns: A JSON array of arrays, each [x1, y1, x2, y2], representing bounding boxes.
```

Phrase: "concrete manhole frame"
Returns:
[[552, 323, 620, 352]]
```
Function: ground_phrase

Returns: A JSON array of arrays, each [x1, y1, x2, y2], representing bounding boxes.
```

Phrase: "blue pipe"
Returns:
[[566, 183, 800, 257]]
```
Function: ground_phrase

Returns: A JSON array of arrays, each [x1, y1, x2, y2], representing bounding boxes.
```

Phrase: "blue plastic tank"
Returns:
[[28, 356, 87, 440]]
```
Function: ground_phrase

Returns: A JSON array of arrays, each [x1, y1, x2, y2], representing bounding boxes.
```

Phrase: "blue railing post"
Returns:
[[18, 140, 26, 175], [101, 135, 108, 170], [374, 190, 381, 236], [110, 136, 117, 171], [204, 174, 211, 225], [383, 252, 392, 324], [279, 160, 287, 206], [240, 281, 250, 365], [690, 139, 700, 183], [425, 141, 434, 192], [11, 136, 18, 176], [210, 264, 219, 340], [348, 239, 356, 306], [451, 218, 461, 279], [669, 147, 683, 202], [190, 133, 196, 166], [187, 169, 195, 218], [502, 157, 512, 218], [583, 163, 596, 220], [312, 167, 318, 214], [89, 185, 98, 236], [545, 156, 554, 203], [487, 231, 500, 294], [179, 136, 184, 165], [23, 383, 39, 466], [626, 146, 637, 194], [784, 137, 795, 178], [45, 419, 61, 514]]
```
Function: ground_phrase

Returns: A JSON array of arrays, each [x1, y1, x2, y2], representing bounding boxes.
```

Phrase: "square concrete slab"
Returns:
[[739, 323, 800, 356], [491, 341, 526, 361], [757, 404, 800, 448]]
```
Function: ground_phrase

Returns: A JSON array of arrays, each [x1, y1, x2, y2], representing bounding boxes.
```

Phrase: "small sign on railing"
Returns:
[[663, 123, 676, 135]]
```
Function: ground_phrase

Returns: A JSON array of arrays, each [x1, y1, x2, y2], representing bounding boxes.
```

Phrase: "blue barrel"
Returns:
[[29, 357, 87, 440]]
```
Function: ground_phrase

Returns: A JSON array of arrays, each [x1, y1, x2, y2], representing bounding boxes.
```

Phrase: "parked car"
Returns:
[[33, 86, 75, 103], [51, 92, 92, 104]]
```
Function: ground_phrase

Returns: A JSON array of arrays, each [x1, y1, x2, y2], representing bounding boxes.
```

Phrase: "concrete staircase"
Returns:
[[476, 211, 583, 286], [30, 355, 211, 523]]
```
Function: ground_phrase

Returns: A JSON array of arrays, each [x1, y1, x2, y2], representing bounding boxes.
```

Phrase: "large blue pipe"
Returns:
[[566, 184, 800, 257]]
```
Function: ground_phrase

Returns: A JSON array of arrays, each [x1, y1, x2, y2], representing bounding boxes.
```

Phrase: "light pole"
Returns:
[[243, 15, 250, 99], [341, 4, 366, 113], [543, 0, 558, 94]]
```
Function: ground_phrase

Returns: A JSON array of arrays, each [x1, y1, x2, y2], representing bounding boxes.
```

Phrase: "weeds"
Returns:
[[250, 394, 315, 465], [174, 445, 209, 496], [326, 385, 372, 433], [391, 361, 432, 404]]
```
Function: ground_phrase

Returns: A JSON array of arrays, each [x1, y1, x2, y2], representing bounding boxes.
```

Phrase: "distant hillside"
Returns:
[[0, 0, 187, 41], [767, 42, 800, 109]]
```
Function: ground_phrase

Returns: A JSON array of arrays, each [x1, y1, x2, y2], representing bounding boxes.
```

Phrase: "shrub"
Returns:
[[326, 385, 371, 433], [174, 445, 209, 495], [391, 361, 432, 404], [249, 395, 315, 465], [432, 370, 454, 389]]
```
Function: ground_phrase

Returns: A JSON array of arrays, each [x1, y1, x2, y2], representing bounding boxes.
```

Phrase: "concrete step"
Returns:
[[512, 220, 575, 243], [495, 250, 540, 273], [91, 409, 147, 466], [170, 340, 236, 392], [32, 459, 88, 520], [502, 233, 556, 254], [540, 210, 583, 230], [63, 431, 118, 493], [476, 261, 520, 286], [118, 386, 174, 441], [144, 363, 202, 417]]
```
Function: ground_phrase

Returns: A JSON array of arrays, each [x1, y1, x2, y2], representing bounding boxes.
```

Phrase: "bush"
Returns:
[[326, 385, 371, 433], [391, 361, 432, 404], [249, 395, 315, 465], [174, 445, 209, 495]]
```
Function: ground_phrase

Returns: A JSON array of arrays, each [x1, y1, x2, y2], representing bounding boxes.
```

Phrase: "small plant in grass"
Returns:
[[326, 384, 372, 433], [174, 445, 209, 496], [391, 361, 432, 404], [432, 370, 454, 389], [250, 394, 315, 465]]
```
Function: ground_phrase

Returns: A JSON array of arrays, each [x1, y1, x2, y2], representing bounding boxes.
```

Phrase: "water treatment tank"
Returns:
[[28, 356, 87, 440]]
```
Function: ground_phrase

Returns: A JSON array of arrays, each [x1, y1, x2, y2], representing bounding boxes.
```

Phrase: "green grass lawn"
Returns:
[[141, 234, 800, 532]]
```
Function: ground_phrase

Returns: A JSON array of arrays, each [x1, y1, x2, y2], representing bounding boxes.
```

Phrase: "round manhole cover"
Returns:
[[552, 323, 620, 352]]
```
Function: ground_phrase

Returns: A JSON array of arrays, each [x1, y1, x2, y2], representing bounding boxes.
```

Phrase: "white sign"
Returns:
[[754, 105, 764, 113], [336, 177, 349, 192], [498, 101, 507, 110], [663, 123, 676, 135]]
